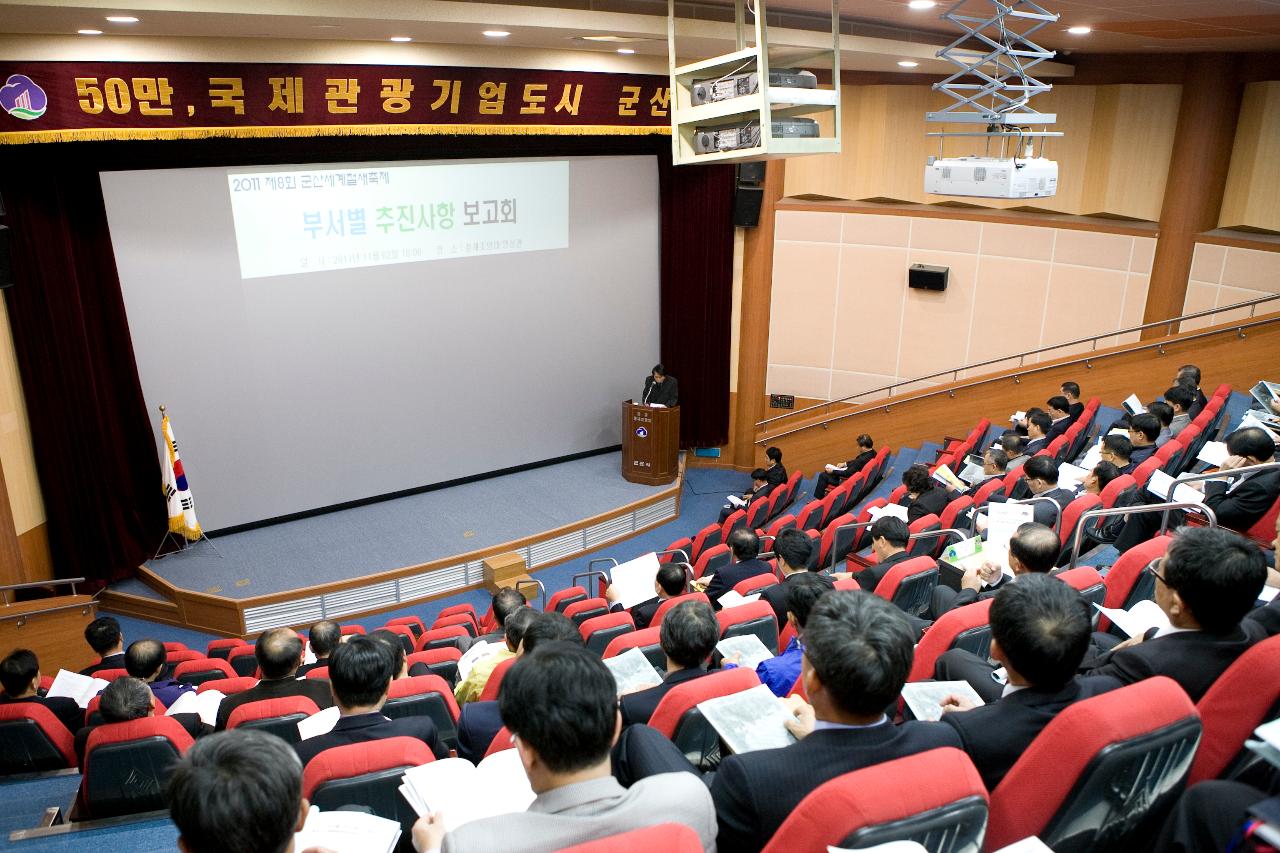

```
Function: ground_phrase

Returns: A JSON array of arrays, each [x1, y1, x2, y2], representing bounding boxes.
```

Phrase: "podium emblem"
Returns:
[[635, 427, 648, 439]]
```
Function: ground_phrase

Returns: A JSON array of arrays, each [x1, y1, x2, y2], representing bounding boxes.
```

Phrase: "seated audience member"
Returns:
[[294, 635, 447, 767], [813, 433, 875, 499], [1127, 413, 1161, 466], [709, 592, 962, 853], [1083, 461, 1122, 496], [620, 600, 718, 726], [698, 529, 772, 605], [477, 589, 527, 645], [934, 575, 1122, 788], [1001, 434, 1029, 471], [455, 611, 582, 764], [412, 643, 716, 853], [1148, 400, 1175, 448], [215, 627, 333, 730], [962, 449, 1007, 495], [1163, 384, 1195, 439], [606, 563, 687, 630], [125, 638, 196, 707], [74, 676, 154, 766], [168, 730, 308, 853], [763, 445, 787, 488], [0, 648, 82, 735], [79, 616, 125, 676], [982, 455, 1074, 531], [832, 516, 912, 594], [1155, 780, 1280, 853], [718, 467, 773, 524], [1011, 406, 1044, 438], [928, 522, 1059, 618], [296, 620, 340, 677], [1177, 364, 1208, 418], [454, 588, 527, 704], [759, 528, 832, 626], [370, 628, 410, 680], [1100, 433, 1135, 474], [419, 605, 535, 685], [1114, 427, 1280, 553], [1045, 396, 1073, 442], [727, 573, 831, 698], [902, 464, 948, 522], [1023, 411, 1053, 455], [1061, 381, 1084, 422], [1080, 527, 1267, 701]]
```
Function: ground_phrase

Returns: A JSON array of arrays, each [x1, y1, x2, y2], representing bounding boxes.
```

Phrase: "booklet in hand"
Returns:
[[715, 634, 775, 671], [1093, 599, 1170, 639], [697, 683, 797, 755], [293, 805, 402, 853], [400, 749, 535, 832], [608, 552, 663, 610], [164, 689, 225, 728], [45, 670, 110, 709], [715, 590, 761, 610], [900, 681, 985, 722], [297, 705, 341, 740], [603, 647, 663, 696]]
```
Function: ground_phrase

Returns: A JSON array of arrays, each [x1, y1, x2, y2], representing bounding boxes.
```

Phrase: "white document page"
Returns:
[[45, 670, 110, 708], [401, 750, 535, 831], [1093, 599, 1170, 638], [165, 689, 225, 728], [698, 684, 797, 755], [986, 502, 1034, 554], [868, 504, 909, 523], [603, 647, 663, 696], [900, 681, 986, 722], [608, 552, 662, 610], [293, 806, 402, 853], [1196, 441, 1230, 467], [296, 705, 341, 740], [715, 634, 775, 671], [716, 591, 762, 610]]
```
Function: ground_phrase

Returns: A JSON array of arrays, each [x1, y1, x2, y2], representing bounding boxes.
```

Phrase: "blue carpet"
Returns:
[[0, 773, 81, 839], [7, 816, 178, 853]]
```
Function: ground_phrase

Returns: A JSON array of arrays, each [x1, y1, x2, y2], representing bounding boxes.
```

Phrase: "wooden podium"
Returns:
[[621, 402, 679, 485]]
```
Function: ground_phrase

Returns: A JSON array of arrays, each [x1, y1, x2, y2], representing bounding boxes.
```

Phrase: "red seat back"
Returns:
[[381, 624, 416, 654], [384, 616, 426, 638], [651, 592, 711, 628], [406, 647, 463, 685], [547, 585, 589, 613], [1189, 634, 1280, 785], [872, 556, 939, 616], [431, 612, 478, 637], [777, 620, 797, 655], [302, 737, 436, 821], [198, 676, 257, 695], [602, 626, 665, 671], [226, 645, 259, 677], [82, 716, 193, 819], [907, 599, 994, 683], [1098, 535, 1173, 632], [986, 676, 1201, 851], [579, 611, 635, 656], [205, 638, 247, 660], [938, 495, 974, 534], [817, 512, 857, 569], [689, 523, 724, 564], [563, 597, 610, 627], [94, 668, 129, 682], [715, 600, 779, 652], [0, 702, 76, 773], [906, 513, 941, 558], [720, 508, 747, 541], [1243, 492, 1280, 548], [559, 823, 703, 853], [304, 666, 330, 680], [485, 725, 515, 758], [165, 649, 203, 665], [1058, 493, 1102, 562], [795, 499, 825, 532], [972, 477, 1005, 506], [733, 573, 779, 596], [173, 657, 236, 685], [340, 624, 367, 636], [692, 544, 731, 580], [648, 667, 760, 743], [227, 696, 320, 743], [764, 514, 797, 538], [1055, 566, 1106, 607], [1130, 455, 1162, 488], [438, 603, 478, 621], [477, 656, 518, 703], [1098, 473, 1136, 509], [415, 624, 470, 653], [385, 674, 461, 748], [760, 748, 988, 853]]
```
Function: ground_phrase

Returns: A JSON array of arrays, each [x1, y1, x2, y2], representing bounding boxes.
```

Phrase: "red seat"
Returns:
[[1189, 634, 1280, 785], [733, 573, 779, 596], [1055, 566, 1106, 608], [304, 666, 330, 680], [384, 674, 461, 750], [907, 599, 994, 683], [834, 471, 867, 518], [719, 508, 748, 541], [559, 823, 703, 853], [0, 702, 76, 774], [415, 624, 471, 653], [938, 495, 974, 537], [85, 693, 165, 727], [563, 597, 610, 627], [692, 543, 732, 581], [485, 725, 515, 758], [431, 612, 478, 638], [763, 514, 797, 538], [905, 513, 942, 559], [746, 493, 773, 530], [660, 535, 694, 564], [1057, 493, 1102, 564], [476, 656, 518, 702], [651, 592, 711, 628], [438, 603, 478, 622], [173, 657, 236, 686], [227, 645, 259, 678], [161, 641, 188, 652], [603, 626, 665, 671], [649, 667, 760, 768], [227, 696, 320, 744], [302, 737, 435, 832], [94, 668, 129, 682], [340, 624, 367, 636], [816, 512, 857, 570], [777, 621, 797, 655], [972, 477, 1005, 507], [164, 648, 203, 666], [832, 577, 859, 591], [547, 585, 589, 614], [1130, 455, 1163, 488], [1243, 491, 1280, 549], [761, 748, 988, 853], [580, 611, 635, 656], [381, 624, 416, 654], [205, 638, 248, 660], [872, 556, 939, 617], [1097, 535, 1173, 634], [406, 647, 463, 686], [384, 616, 426, 638], [1098, 473, 1136, 509], [198, 676, 257, 695], [794, 499, 825, 532], [985, 676, 1201, 851], [715, 600, 779, 654], [81, 716, 193, 819]]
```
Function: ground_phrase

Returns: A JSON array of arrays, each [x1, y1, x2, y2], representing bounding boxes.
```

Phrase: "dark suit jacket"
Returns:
[[642, 375, 678, 407], [1129, 443, 1157, 466], [934, 573, 1014, 616], [906, 486, 949, 523], [215, 675, 334, 730], [1068, 402, 1085, 422], [710, 721, 963, 853], [294, 710, 448, 767], [456, 699, 504, 764], [938, 676, 1123, 789], [1203, 469, 1280, 533], [763, 464, 787, 490], [841, 450, 876, 475], [1030, 487, 1075, 529], [619, 667, 709, 728], [855, 550, 913, 593], [610, 596, 664, 631], [0, 694, 83, 736], [1247, 598, 1280, 636], [1080, 622, 1268, 701], [1188, 389, 1209, 419], [80, 653, 125, 676], [1046, 417, 1072, 443], [295, 659, 330, 677], [1024, 437, 1049, 456], [705, 558, 774, 604], [761, 572, 834, 626]]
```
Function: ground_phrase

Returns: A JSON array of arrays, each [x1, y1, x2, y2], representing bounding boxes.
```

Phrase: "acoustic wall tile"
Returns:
[[909, 217, 983, 254], [1130, 237, 1157, 275], [775, 210, 843, 244], [831, 245, 909, 376], [766, 364, 832, 399], [1042, 266, 1128, 347], [829, 370, 898, 403], [1052, 230, 1135, 271], [841, 213, 911, 248], [1189, 242, 1227, 284], [897, 251, 978, 378], [1216, 285, 1273, 323], [1220, 247, 1280, 294], [1122, 274, 1151, 331], [769, 241, 840, 369], [980, 223, 1056, 261], [1179, 281, 1220, 331], [966, 256, 1051, 366]]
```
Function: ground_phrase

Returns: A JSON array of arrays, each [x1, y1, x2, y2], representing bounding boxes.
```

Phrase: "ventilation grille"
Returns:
[[244, 597, 324, 633], [399, 564, 468, 600], [530, 531, 584, 568], [323, 581, 397, 619], [635, 496, 678, 528], [584, 515, 633, 549]]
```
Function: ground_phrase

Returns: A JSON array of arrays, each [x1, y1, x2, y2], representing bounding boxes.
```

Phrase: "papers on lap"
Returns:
[[297, 705, 341, 740], [293, 806, 401, 853], [45, 670, 109, 708], [1197, 441, 1230, 467], [1122, 394, 1146, 416], [698, 683, 797, 755], [1146, 470, 1205, 506], [1093, 600, 1170, 639], [609, 552, 663, 610], [868, 503, 909, 523], [165, 689, 225, 727], [932, 464, 967, 493], [400, 749, 535, 832], [716, 634, 775, 671], [900, 681, 985, 722], [726, 494, 747, 508], [603, 647, 663, 696], [715, 591, 761, 610]]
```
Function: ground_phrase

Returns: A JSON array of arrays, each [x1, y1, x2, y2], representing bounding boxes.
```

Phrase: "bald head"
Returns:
[[1008, 523, 1060, 574], [125, 638, 166, 681], [255, 627, 304, 679]]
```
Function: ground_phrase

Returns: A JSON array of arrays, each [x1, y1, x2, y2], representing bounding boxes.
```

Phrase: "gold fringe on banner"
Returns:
[[0, 122, 672, 145]]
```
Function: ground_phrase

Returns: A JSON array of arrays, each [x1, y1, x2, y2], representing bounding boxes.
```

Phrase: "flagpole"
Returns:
[[152, 403, 221, 561]]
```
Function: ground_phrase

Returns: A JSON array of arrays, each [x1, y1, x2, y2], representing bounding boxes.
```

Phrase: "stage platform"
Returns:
[[102, 451, 682, 636]]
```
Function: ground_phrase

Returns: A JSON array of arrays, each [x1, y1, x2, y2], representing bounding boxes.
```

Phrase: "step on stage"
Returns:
[[102, 452, 682, 636]]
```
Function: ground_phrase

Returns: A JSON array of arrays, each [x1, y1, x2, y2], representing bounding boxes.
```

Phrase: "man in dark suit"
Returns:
[[79, 616, 126, 676], [961, 448, 1008, 497], [699, 529, 773, 605], [1115, 427, 1280, 553], [760, 528, 833, 626], [0, 648, 83, 735], [813, 434, 875, 499], [294, 635, 447, 767], [606, 563, 687, 631], [620, 600, 717, 727], [933, 576, 1123, 789], [718, 467, 774, 524], [1176, 364, 1208, 419], [1023, 411, 1053, 456], [296, 620, 339, 677], [763, 445, 787, 489], [1045, 396, 1074, 443], [641, 363, 678, 407], [928, 522, 1059, 619], [1099, 433, 1135, 475], [1128, 412, 1161, 466], [215, 627, 334, 730], [125, 638, 196, 709], [455, 611, 582, 763], [1061, 381, 1085, 423], [832, 516, 912, 594], [981, 455, 1074, 532]]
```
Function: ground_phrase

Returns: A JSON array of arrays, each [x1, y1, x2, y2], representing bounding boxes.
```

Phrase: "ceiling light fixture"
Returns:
[[105, 15, 139, 23], [1067, 25, 1091, 34], [617, 48, 636, 54], [898, 60, 919, 67], [78, 29, 103, 35], [908, 0, 936, 9], [390, 36, 412, 42], [483, 30, 510, 38]]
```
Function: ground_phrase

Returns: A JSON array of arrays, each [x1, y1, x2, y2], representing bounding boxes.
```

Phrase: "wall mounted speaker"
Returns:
[[908, 263, 949, 291]]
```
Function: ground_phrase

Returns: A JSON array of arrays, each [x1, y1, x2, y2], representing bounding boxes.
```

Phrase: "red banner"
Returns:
[[0, 61, 673, 144]]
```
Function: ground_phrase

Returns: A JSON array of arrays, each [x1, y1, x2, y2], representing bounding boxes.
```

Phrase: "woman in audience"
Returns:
[[901, 464, 948, 522]]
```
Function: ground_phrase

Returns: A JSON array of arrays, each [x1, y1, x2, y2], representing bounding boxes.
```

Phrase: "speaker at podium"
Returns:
[[621, 401, 679, 485]]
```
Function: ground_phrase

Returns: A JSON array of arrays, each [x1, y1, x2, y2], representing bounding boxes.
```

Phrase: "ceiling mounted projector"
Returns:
[[924, 155, 1058, 199]]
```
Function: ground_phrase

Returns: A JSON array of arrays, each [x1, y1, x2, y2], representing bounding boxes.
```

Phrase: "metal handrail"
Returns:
[[1068, 502, 1219, 568], [756, 313, 1280, 444], [1, 577, 86, 606], [758, 292, 1280, 431], [1163, 462, 1280, 488], [655, 549, 691, 564], [514, 578, 547, 611], [574, 566, 614, 596], [0, 600, 97, 624]]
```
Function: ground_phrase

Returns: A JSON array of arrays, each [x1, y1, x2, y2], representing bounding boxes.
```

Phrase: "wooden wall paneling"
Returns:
[[1081, 85, 1181, 221], [0, 452, 23, 587], [1219, 81, 1280, 233], [755, 312, 1280, 477], [0, 298, 46, 545], [16, 524, 53, 584], [0, 596, 98, 673]]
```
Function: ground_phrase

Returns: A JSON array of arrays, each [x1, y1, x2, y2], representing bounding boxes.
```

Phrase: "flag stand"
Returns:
[[152, 529, 222, 562], [152, 403, 222, 562]]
